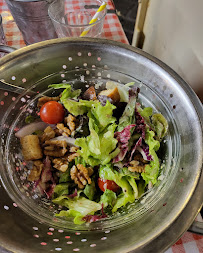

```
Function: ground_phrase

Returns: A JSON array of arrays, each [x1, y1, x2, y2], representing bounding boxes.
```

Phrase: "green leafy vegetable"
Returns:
[[145, 129, 160, 152], [141, 129, 160, 185], [117, 90, 137, 132], [119, 167, 140, 179], [76, 123, 119, 166], [64, 197, 101, 216], [137, 179, 146, 198], [33, 130, 43, 136], [90, 100, 116, 131], [62, 99, 96, 116], [84, 181, 96, 200], [151, 113, 168, 140], [125, 82, 135, 87], [75, 102, 119, 166], [53, 183, 69, 197], [99, 165, 138, 212], [140, 107, 153, 118], [59, 170, 71, 183], [53, 196, 102, 224], [100, 189, 117, 208], [55, 210, 85, 225], [60, 88, 81, 101], [49, 83, 81, 100], [25, 115, 35, 124], [49, 83, 72, 89]]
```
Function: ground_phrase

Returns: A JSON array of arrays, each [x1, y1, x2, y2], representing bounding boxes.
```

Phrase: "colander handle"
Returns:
[[188, 220, 203, 235], [0, 45, 16, 54]]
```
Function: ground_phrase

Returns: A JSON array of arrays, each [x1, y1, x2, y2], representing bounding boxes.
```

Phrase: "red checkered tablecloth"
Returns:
[[0, 0, 202, 252], [0, 0, 128, 48]]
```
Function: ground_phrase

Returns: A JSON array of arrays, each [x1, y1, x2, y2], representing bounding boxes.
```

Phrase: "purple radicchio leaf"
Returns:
[[82, 213, 108, 223], [137, 145, 153, 161], [41, 167, 53, 183], [135, 108, 146, 139], [130, 137, 142, 161], [112, 124, 136, 163], [44, 155, 51, 169], [67, 188, 78, 199], [44, 183, 56, 199], [37, 156, 56, 198]]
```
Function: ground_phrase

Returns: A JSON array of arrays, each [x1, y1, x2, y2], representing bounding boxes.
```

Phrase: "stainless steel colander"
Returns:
[[0, 38, 202, 253]]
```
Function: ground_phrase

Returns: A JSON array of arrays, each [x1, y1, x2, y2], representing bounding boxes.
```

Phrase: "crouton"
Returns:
[[37, 96, 60, 108], [20, 135, 43, 161], [83, 86, 97, 100], [98, 87, 120, 103], [28, 160, 44, 181]]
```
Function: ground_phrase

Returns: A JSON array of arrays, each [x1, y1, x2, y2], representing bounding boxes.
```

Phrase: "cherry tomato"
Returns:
[[98, 178, 120, 192], [40, 101, 65, 124]]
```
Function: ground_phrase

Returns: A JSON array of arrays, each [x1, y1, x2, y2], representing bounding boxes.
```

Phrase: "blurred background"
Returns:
[[114, 0, 203, 102]]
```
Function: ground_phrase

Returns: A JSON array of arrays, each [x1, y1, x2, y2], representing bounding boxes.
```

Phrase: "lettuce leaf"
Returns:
[[113, 124, 135, 163], [117, 88, 137, 132], [99, 165, 137, 212], [89, 100, 116, 130], [49, 83, 97, 116], [84, 181, 96, 201], [151, 113, 168, 140], [54, 196, 102, 224], [75, 103, 119, 166], [141, 129, 160, 185], [100, 189, 117, 208], [62, 99, 96, 116], [145, 129, 160, 152], [49, 83, 81, 100], [140, 107, 153, 119], [49, 83, 72, 89], [64, 197, 101, 216], [53, 183, 69, 197], [61, 88, 81, 101], [59, 170, 71, 183], [76, 123, 119, 166], [55, 210, 85, 225], [119, 167, 140, 179], [137, 179, 146, 198]]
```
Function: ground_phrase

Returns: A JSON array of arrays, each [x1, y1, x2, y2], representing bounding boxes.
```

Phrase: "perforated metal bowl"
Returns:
[[0, 38, 202, 253]]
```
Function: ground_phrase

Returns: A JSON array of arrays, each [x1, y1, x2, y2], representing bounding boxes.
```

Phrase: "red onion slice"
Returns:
[[15, 121, 49, 138]]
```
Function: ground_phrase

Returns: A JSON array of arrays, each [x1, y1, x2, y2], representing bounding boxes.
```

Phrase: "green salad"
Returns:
[[18, 81, 168, 224]]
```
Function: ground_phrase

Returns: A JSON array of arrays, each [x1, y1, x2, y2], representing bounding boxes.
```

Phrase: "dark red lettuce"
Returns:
[[137, 145, 153, 161], [130, 137, 142, 161], [67, 188, 78, 199], [112, 124, 136, 163], [135, 108, 146, 139]]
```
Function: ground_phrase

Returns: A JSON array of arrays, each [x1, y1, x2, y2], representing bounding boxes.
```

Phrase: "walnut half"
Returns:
[[40, 126, 55, 143], [44, 139, 67, 157], [70, 164, 93, 189], [57, 123, 71, 137], [66, 114, 76, 133], [52, 157, 69, 172], [128, 160, 146, 173]]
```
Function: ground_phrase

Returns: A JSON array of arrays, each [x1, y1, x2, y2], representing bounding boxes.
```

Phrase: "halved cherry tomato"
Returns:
[[40, 101, 65, 124], [98, 178, 120, 192]]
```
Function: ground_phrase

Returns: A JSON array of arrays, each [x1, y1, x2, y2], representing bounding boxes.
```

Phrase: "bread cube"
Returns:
[[98, 87, 120, 103], [20, 135, 43, 161], [83, 86, 97, 100]]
